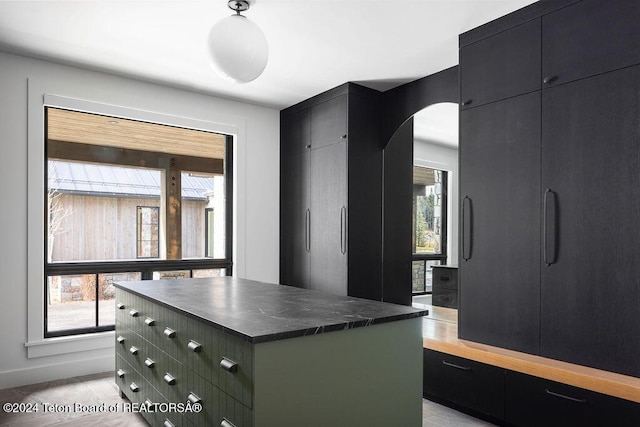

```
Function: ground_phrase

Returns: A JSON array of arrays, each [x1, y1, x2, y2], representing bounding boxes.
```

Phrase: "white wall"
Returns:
[[413, 140, 459, 265], [0, 51, 280, 388]]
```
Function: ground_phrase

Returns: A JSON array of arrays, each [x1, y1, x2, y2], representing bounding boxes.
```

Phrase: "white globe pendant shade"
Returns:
[[208, 14, 269, 83]]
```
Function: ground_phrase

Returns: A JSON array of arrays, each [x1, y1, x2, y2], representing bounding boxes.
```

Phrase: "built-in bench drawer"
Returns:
[[423, 349, 505, 420], [505, 370, 640, 427]]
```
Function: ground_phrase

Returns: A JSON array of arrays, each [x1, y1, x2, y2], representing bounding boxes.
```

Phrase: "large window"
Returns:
[[45, 107, 233, 337], [412, 166, 448, 295]]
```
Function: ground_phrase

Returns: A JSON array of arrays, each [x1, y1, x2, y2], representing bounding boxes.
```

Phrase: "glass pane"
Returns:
[[153, 270, 191, 280], [47, 274, 96, 332], [98, 272, 141, 326], [413, 167, 444, 255], [47, 160, 162, 263], [137, 206, 159, 258], [192, 268, 226, 278], [412, 261, 425, 293], [182, 171, 225, 259]]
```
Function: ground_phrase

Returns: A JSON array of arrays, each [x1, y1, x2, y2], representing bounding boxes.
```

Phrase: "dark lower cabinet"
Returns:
[[423, 349, 505, 420], [505, 371, 640, 427], [432, 266, 458, 309], [424, 349, 640, 427]]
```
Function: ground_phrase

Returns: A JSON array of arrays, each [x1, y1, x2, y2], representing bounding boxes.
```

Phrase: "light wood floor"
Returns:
[[0, 371, 495, 426]]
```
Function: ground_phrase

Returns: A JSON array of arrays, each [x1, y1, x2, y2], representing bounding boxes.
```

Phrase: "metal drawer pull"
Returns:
[[145, 358, 155, 369], [129, 382, 139, 393], [187, 392, 202, 404], [543, 75, 558, 84], [163, 373, 176, 385], [144, 399, 153, 407], [221, 418, 236, 427], [220, 357, 238, 373], [129, 346, 139, 355], [442, 360, 471, 371], [145, 317, 155, 326], [188, 340, 203, 353], [545, 389, 587, 404], [164, 420, 176, 427], [164, 327, 176, 338], [117, 303, 125, 309], [117, 335, 125, 344], [117, 369, 125, 378], [129, 309, 139, 317]]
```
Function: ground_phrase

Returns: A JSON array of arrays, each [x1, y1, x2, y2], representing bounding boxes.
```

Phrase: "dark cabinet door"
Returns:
[[460, 18, 540, 109], [310, 95, 348, 149], [280, 110, 311, 287], [423, 349, 505, 420], [541, 65, 640, 378], [309, 141, 348, 295], [542, 0, 640, 88], [459, 92, 541, 354]]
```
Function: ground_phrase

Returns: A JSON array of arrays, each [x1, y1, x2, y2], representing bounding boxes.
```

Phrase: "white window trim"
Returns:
[[26, 82, 244, 358]]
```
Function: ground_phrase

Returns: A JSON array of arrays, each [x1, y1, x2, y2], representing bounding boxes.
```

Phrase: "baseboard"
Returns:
[[0, 355, 114, 390]]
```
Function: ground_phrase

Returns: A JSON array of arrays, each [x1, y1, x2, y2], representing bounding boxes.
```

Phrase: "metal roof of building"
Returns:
[[48, 160, 216, 200]]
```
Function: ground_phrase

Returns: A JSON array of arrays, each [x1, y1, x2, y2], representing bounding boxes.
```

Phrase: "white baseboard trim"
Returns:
[[0, 355, 114, 390]]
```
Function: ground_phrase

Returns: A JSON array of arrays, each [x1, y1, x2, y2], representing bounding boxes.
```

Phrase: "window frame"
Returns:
[[412, 169, 448, 296], [42, 106, 234, 339]]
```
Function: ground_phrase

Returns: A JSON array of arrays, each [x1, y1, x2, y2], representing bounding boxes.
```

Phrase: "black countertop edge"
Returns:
[[114, 278, 428, 345]]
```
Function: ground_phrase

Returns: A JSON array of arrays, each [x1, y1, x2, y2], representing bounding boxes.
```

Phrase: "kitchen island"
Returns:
[[114, 277, 427, 427]]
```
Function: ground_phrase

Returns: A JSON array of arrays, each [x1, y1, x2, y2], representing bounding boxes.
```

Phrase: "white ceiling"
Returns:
[[0, 0, 536, 111]]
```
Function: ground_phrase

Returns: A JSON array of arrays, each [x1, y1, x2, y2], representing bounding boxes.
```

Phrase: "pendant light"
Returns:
[[207, 1, 269, 83]]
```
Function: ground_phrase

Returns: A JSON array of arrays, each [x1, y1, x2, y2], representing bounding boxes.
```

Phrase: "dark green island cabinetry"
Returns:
[[114, 277, 427, 427]]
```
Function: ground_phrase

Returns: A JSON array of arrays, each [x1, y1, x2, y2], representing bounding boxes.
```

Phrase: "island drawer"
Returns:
[[116, 289, 255, 409]]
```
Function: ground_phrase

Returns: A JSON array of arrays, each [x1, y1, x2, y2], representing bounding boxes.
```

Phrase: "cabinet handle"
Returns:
[[144, 358, 156, 369], [220, 357, 238, 373], [129, 382, 139, 393], [163, 373, 176, 385], [129, 346, 138, 355], [164, 327, 176, 338], [543, 75, 558, 84], [305, 209, 311, 253], [145, 399, 153, 407], [442, 360, 472, 371], [116, 302, 125, 309], [340, 206, 347, 254], [543, 189, 558, 266], [188, 392, 202, 404], [164, 419, 176, 427], [145, 317, 155, 326], [341, 134, 347, 139], [129, 309, 139, 318], [117, 369, 125, 378], [461, 99, 472, 106], [117, 335, 125, 344], [545, 388, 587, 404], [188, 340, 203, 353], [462, 196, 473, 261], [440, 276, 450, 282], [221, 418, 237, 427]]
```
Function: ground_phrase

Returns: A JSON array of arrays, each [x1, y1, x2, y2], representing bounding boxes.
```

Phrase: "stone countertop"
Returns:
[[114, 277, 428, 344]]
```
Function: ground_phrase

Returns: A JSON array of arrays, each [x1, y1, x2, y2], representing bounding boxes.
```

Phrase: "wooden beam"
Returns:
[[47, 140, 224, 175]]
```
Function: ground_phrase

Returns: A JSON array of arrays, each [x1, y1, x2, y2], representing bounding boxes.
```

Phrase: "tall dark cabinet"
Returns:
[[459, 0, 640, 378], [280, 83, 383, 300]]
